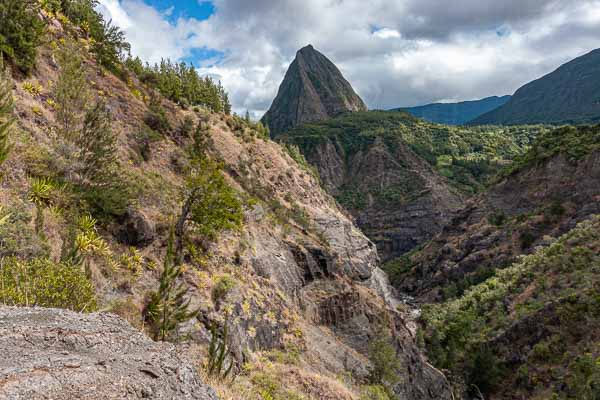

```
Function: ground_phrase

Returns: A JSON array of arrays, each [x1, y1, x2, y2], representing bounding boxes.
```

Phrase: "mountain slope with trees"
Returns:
[[396, 95, 511, 125], [472, 48, 600, 125]]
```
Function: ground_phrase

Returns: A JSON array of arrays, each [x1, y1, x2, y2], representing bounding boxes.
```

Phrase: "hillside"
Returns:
[[280, 111, 545, 260], [421, 215, 600, 399], [472, 48, 600, 125], [396, 95, 511, 125], [262, 45, 367, 137], [0, 5, 451, 400], [387, 125, 600, 302]]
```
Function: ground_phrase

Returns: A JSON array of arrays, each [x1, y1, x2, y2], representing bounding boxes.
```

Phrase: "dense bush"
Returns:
[[0, 256, 96, 311], [0, 0, 45, 74]]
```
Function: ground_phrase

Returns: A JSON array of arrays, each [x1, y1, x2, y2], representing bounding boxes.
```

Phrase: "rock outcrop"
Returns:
[[281, 120, 463, 262], [262, 45, 367, 137], [0, 307, 218, 400]]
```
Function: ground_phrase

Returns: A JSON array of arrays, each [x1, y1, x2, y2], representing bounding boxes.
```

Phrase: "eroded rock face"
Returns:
[[0, 307, 218, 400], [303, 136, 463, 262], [399, 150, 600, 302], [262, 45, 367, 137]]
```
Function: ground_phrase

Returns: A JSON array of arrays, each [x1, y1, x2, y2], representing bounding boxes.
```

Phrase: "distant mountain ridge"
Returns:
[[472, 48, 600, 125], [262, 45, 367, 136], [395, 95, 511, 125]]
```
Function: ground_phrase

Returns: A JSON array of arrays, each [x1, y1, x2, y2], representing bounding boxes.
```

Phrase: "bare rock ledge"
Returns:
[[0, 307, 218, 400]]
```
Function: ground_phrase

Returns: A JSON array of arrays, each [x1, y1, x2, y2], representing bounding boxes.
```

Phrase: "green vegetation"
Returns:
[[0, 256, 96, 312], [126, 57, 231, 113], [0, 56, 13, 170], [282, 111, 546, 194], [367, 326, 402, 397], [175, 156, 243, 262], [499, 124, 600, 179], [0, 0, 45, 74], [421, 216, 600, 398], [144, 232, 197, 341], [211, 274, 237, 304], [206, 321, 233, 380], [49, 43, 133, 218]]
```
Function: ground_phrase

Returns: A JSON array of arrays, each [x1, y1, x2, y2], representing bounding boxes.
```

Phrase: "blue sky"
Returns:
[[144, 0, 214, 22], [98, 0, 600, 118]]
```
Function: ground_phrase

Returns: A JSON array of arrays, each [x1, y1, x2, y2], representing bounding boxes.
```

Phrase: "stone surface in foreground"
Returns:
[[0, 307, 218, 400]]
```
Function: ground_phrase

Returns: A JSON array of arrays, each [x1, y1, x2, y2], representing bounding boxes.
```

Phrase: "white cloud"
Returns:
[[98, 0, 600, 116], [373, 28, 401, 39]]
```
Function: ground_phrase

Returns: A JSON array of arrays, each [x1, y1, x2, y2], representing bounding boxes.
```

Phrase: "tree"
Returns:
[[0, 55, 14, 170], [0, 0, 45, 74], [76, 100, 118, 185], [54, 43, 90, 139], [90, 19, 130, 72], [145, 230, 197, 341], [174, 157, 243, 264]]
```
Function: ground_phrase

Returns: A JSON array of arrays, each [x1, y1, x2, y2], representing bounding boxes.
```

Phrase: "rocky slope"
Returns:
[[280, 111, 542, 261], [0, 307, 218, 400], [389, 125, 600, 302], [396, 95, 511, 125], [0, 14, 452, 400], [472, 48, 600, 125], [262, 45, 367, 137]]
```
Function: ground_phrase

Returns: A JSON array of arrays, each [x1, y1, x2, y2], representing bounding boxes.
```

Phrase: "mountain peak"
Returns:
[[262, 45, 367, 136]]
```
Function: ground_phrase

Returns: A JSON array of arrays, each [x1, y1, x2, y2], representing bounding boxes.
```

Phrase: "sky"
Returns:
[[97, 0, 600, 118]]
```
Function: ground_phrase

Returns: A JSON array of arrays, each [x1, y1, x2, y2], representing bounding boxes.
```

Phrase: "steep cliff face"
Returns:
[[303, 135, 463, 262], [392, 126, 600, 302], [262, 45, 367, 137], [0, 19, 451, 400]]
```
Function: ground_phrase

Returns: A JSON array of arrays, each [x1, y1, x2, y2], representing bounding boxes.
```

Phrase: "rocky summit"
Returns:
[[262, 45, 367, 137]]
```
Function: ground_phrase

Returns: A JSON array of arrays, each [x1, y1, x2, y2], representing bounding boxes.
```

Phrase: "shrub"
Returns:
[[211, 274, 236, 305], [520, 231, 536, 249], [360, 385, 392, 400], [368, 327, 402, 388], [0, 0, 45, 74], [488, 211, 507, 227], [144, 102, 171, 135], [135, 125, 162, 162], [0, 256, 96, 312]]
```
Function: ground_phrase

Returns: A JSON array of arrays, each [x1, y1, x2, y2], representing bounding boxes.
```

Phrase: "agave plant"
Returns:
[[28, 177, 55, 234], [0, 206, 10, 226]]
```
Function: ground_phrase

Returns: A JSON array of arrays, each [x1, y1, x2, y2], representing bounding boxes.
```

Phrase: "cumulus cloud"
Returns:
[[98, 0, 600, 117]]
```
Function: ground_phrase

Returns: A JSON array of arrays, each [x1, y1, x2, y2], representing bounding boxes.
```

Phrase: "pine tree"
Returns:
[[0, 56, 14, 170], [145, 230, 198, 341], [76, 100, 118, 185], [0, 0, 45, 74], [54, 43, 90, 139]]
